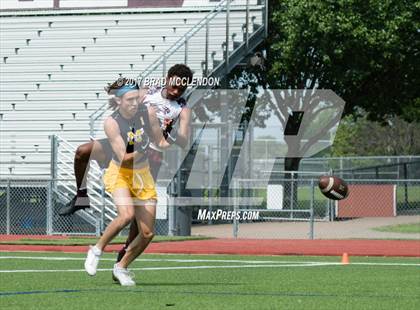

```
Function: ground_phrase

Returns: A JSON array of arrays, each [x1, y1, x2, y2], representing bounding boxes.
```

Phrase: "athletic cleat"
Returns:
[[84, 245, 101, 276], [113, 246, 127, 281], [112, 264, 136, 286], [59, 195, 91, 216]]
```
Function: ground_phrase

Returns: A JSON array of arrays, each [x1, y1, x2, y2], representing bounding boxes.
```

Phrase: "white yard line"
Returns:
[[0, 256, 419, 266], [0, 256, 330, 264], [0, 262, 336, 273]]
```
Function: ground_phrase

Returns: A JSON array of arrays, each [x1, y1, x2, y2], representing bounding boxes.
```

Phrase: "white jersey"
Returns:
[[143, 86, 185, 152]]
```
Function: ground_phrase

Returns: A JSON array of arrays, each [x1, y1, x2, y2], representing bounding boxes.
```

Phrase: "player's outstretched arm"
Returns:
[[148, 106, 171, 149], [169, 107, 191, 149]]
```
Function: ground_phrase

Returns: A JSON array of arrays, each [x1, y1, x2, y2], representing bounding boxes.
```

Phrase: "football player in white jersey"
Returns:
[[114, 65, 193, 263], [58, 64, 193, 217]]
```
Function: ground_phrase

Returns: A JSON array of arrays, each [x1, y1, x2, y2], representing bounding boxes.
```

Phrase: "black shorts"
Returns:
[[97, 138, 163, 182]]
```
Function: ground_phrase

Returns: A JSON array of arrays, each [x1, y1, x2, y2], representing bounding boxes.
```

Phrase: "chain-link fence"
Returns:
[[1, 177, 419, 239], [253, 154, 420, 180], [0, 179, 51, 235], [191, 178, 420, 240], [0, 178, 173, 236], [0, 179, 98, 235]]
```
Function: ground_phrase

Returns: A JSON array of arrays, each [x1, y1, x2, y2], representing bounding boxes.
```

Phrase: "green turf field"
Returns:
[[373, 222, 420, 234], [0, 252, 419, 309]]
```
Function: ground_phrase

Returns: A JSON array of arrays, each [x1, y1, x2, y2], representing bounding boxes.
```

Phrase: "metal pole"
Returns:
[[290, 172, 294, 219], [248, 122, 253, 177], [225, 0, 230, 76], [233, 179, 239, 238], [89, 118, 95, 138], [208, 146, 213, 225], [309, 179, 314, 239], [328, 168, 334, 220], [245, 0, 249, 50], [50, 135, 58, 215], [264, 0, 268, 38], [205, 21, 209, 76], [184, 40, 188, 65], [50, 135, 58, 180], [46, 180, 53, 235], [162, 57, 166, 78], [168, 181, 176, 236], [265, 141, 268, 170], [6, 179, 10, 235], [404, 163, 408, 208]]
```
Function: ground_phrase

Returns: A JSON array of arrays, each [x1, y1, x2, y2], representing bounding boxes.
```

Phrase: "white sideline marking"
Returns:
[[1, 256, 420, 266], [349, 262, 420, 266], [0, 256, 419, 271], [0, 256, 326, 264], [0, 263, 335, 273]]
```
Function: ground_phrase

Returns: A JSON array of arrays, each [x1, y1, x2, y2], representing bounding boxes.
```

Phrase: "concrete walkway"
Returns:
[[191, 216, 420, 239]]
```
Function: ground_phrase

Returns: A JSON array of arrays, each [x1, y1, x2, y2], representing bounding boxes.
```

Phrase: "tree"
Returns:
[[267, 0, 420, 121], [332, 113, 420, 156], [216, 0, 419, 174]]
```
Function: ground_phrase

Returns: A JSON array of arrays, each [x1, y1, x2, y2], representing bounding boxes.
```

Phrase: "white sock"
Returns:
[[115, 262, 125, 269], [92, 245, 102, 255]]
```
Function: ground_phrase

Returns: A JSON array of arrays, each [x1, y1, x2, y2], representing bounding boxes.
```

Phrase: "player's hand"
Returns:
[[134, 133, 150, 152]]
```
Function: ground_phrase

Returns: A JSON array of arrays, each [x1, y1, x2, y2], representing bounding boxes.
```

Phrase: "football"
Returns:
[[318, 176, 349, 200]]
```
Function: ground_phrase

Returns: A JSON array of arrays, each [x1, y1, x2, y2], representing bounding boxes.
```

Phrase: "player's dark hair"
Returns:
[[167, 64, 193, 84], [105, 77, 139, 110]]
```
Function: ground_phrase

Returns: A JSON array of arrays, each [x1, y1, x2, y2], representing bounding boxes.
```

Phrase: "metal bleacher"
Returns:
[[0, 0, 265, 177], [0, 0, 267, 235]]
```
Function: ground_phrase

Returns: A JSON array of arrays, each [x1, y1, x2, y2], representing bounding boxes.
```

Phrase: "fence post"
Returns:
[[168, 181, 176, 236], [50, 135, 58, 228], [6, 179, 10, 235], [208, 145, 213, 225], [50, 135, 58, 180], [403, 163, 408, 208], [309, 179, 314, 240], [233, 178, 239, 238], [328, 168, 334, 220], [46, 180, 53, 235], [290, 172, 295, 219]]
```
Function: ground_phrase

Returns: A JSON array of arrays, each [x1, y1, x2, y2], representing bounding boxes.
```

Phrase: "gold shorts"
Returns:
[[103, 160, 157, 203]]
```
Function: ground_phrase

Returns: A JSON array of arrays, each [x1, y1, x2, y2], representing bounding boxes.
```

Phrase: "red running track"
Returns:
[[0, 238, 419, 257]]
